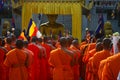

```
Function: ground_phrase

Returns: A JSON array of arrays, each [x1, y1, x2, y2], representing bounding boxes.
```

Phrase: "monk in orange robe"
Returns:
[[85, 42, 103, 80], [70, 39, 81, 80], [0, 38, 8, 80], [41, 36, 53, 80], [4, 37, 14, 80], [4, 40, 29, 80], [79, 43, 89, 80], [4, 37, 14, 51], [28, 37, 41, 80], [82, 42, 96, 64], [23, 41, 34, 80], [92, 38, 113, 80], [37, 38, 48, 80], [98, 59, 107, 80], [98, 38, 120, 80], [49, 37, 74, 80], [101, 53, 120, 80]]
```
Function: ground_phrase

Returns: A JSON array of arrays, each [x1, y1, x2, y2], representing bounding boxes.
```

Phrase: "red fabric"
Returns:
[[28, 43, 41, 80], [0, 48, 6, 80], [42, 43, 52, 80]]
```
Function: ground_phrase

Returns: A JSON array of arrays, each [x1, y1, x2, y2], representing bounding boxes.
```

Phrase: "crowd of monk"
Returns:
[[0, 33, 120, 80]]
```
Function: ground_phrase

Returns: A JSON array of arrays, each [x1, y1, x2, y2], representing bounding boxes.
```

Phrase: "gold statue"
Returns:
[[40, 14, 64, 39]]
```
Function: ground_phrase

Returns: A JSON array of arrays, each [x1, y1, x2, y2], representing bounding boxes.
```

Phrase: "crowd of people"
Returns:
[[0, 31, 120, 80]]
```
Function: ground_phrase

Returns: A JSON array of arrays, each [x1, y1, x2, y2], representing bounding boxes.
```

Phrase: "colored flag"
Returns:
[[27, 19, 42, 38], [18, 30, 27, 41], [95, 14, 104, 35]]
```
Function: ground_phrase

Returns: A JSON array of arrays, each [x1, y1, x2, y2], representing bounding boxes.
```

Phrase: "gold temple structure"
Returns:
[[11, 0, 91, 42]]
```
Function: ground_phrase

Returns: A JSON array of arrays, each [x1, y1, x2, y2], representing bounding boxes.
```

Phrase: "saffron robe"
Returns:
[[0, 47, 7, 80], [92, 50, 112, 80], [4, 48, 28, 80], [42, 43, 52, 80], [70, 45, 81, 80], [49, 48, 74, 80], [102, 53, 120, 80], [28, 43, 41, 80]]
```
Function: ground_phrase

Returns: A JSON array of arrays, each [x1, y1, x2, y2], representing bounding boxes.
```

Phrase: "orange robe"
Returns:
[[23, 48, 34, 80], [98, 59, 107, 80], [102, 53, 120, 80], [85, 49, 96, 80], [4, 44, 14, 51], [83, 43, 96, 64], [28, 43, 41, 80], [79, 44, 88, 80], [37, 44, 47, 80], [42, 43, 52, 80], [4, 44, 14, 80], [49, 48, 74, 80], [92, 50, 112, 80], [0, 47, 7, 80], [4, 48, 28, 80], [70, 45, 81, 80]]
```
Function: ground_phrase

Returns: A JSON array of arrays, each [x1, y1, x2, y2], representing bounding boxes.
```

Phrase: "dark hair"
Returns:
[[31, 36, 37, 42], [37, 38, 42, 43], [6, 37, 12, 44], [59, 37, 67, 47], [16, 39, 24, 49], [102, 38, 112, 49]]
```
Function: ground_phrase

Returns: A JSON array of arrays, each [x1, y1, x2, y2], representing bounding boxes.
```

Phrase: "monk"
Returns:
[[23, 41, 34, 80], [70, 39, 81, 80], [4, 37, 14, 80], [101, 53, 120, 80], [49, 37, 74, 80], [28, 37, 41, 80], [37, 38, 47, 80], [85, 42, 103, 80], [83, 38, 102, 63], [4, 37, 14, 51], [79, 42, 88, 80], [41, 36, 53, 80], [4, 39, 29, 80], [98, 38, 120, 80], [92, 38, 113, 80], [0, 37, 8, 80]]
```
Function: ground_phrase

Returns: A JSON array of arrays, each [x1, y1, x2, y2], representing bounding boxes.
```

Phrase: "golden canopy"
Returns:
[[12, 0, 84, 42]]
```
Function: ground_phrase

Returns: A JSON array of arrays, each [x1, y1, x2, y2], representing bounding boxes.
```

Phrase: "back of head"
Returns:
[[59, 37, 67, 47], [37, 38, 42, 43], [6, 37, 12, 44], [31, 36, 37, 43], [72, 39, 79, 45], [43, 36, 48, 43], [23, 41, 29, 48], [16, 39, 24, 49], [72, 39, 79, 49], [66, 36, 74, 47], [102, 38, 112, 50], [96, 42, 103, 51]]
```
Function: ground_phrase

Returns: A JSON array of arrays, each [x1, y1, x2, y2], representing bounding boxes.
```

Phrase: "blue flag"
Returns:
[[95, 14, 104, 35]]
